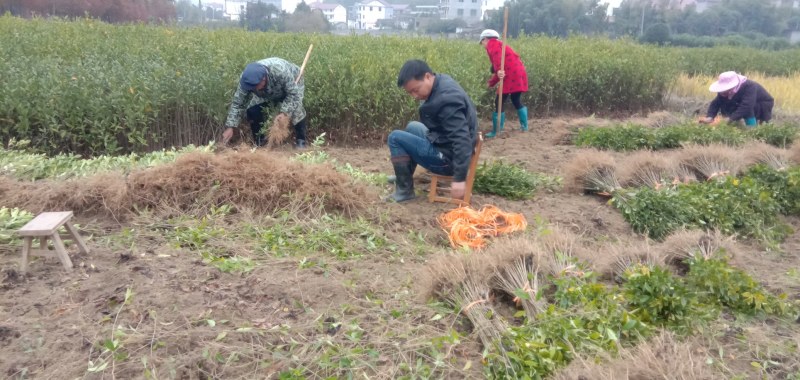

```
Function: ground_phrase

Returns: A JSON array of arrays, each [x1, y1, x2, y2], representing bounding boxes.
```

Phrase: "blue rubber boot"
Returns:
[[486, 112, 505, 138], [487, 112, 499, 138], [518, 107, 529, 132]]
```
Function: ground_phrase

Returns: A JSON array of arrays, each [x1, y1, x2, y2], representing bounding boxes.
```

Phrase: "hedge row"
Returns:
[[0, 16, 675, 155]]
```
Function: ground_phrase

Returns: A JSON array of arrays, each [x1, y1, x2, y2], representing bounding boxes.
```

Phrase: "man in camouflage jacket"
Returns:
[[221, 57, 308, 148]]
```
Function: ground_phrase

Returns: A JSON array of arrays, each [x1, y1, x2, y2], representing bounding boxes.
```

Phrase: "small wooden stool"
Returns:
[[18, 211, 90, 274], [429, 132, 484, 205]]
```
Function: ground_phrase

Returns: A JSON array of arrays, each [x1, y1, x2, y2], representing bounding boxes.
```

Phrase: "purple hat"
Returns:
[[709, 71, 747, 93], [240, 63, 268, 91]]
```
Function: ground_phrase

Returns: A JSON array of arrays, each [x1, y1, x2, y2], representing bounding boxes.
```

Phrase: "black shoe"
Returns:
[[386, 160, 416, 202], [294, 139, 306, 149]]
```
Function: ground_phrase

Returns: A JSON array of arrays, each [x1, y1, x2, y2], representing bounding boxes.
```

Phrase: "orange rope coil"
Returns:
[[438, 205, 527, 249]]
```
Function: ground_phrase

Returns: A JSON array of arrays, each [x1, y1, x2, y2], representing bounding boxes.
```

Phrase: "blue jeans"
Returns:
[[388, 122, 452, 176]]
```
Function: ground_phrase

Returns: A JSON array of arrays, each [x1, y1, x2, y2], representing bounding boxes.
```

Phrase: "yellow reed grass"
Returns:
[[673, 73, 800, 113]]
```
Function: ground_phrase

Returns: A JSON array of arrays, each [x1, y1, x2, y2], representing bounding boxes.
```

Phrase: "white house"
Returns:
[[309, 2, 347, 24], [355, 0, 393, 29], [440, 0, 481, 24]]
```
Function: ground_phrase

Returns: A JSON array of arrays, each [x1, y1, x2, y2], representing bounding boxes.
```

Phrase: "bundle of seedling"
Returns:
[[572, 121, 799, 151], [473, 160, 562, 200], [566, 143, 800, 244], [424, 229, 798, 379]]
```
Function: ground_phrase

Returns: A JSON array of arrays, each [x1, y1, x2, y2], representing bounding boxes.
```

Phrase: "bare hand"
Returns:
[[497, 70, 505, 79], [698, 116, 713, 124], [222, 128, 235, 144], [451, 181, 466, 199]]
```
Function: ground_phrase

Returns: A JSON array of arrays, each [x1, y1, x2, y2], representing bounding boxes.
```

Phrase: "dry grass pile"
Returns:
[[743, 142, 792, 170], [563, 149, 620, 194], [628, 110, 681, 129], [678, 144, 741, 181], [790, 143, 800, 165], [0, 151, 371, 218], [617, 150, 676, 189], [552, 331, 717, 380]]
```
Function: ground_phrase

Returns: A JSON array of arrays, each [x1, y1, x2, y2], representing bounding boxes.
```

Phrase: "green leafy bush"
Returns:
[[575, 122, 756, 151], [686, 256, 797, 316], [743, 165, 800, 216], [574, 124, 653, 151], [622, 264, 707, 333], [611, 176, 788, 242], [474, 161, 561, 200], [747, 123, 800, 147], [488, 271, 650, 379]]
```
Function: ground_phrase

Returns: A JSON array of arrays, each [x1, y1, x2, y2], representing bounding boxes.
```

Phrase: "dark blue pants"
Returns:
[[387, 122, 452, 176]]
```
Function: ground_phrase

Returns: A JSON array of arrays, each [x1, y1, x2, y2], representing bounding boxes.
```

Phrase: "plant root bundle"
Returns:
[[266, 114, 291, 148]]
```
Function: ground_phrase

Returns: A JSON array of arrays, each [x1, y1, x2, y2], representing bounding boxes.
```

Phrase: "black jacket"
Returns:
[[707, 80, 774, 122], [418, 74, 478, 181]]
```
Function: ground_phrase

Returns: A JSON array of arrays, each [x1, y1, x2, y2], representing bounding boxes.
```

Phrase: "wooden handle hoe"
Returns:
[[296, 44, 313, 84], [496, 7, 509, 117]]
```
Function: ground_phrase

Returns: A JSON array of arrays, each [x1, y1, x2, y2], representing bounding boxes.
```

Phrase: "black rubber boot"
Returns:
[[387, 156, 416, 202]]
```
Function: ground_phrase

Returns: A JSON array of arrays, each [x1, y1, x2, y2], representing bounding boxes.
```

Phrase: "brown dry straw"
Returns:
[[266, 115, 292, 148], [552, 331, 717, 380], [742, 141, 791, 170], [790, 143, 800, 165], [617, 150, 675, 189], [563, 149, 620, 195], [0, 150, 371, 219], [452, 278, 507, 351], [678, 144, 740, 181]]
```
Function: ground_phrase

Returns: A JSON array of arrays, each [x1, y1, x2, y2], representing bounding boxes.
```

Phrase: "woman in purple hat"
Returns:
[[699, 71, 774, 127]]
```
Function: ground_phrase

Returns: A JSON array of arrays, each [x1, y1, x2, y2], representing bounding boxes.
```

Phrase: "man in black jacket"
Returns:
[[700, 71, 774, 126], [387, 59, 478, 202]]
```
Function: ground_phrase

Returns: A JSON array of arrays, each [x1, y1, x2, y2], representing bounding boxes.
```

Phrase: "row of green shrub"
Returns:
[[0, 16, 676, 155], [574, 122, 799, 151], [0, 141, 213, 180], [487, 255, 797, 378], [667, 45, 800, 76], [611, 165, 800, 242]]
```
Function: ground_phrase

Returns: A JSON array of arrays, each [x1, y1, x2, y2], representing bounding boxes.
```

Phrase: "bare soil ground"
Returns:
[[1, 113, 799, 379]]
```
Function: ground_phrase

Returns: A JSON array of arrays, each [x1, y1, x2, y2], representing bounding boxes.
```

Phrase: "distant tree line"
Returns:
[[486, 0, 800, 48], [0, 0, 176, 23]]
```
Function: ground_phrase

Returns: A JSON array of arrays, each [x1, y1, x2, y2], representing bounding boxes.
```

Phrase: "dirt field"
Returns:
[[2, 112, 799, 379]]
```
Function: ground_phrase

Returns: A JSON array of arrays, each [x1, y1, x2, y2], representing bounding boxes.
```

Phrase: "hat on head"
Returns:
[[240, 63, 268, 91], [709, 71, 747, 93], [479, 29, 500, 43]]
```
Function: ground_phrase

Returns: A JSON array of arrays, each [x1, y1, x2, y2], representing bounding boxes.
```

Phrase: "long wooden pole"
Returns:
[[496, 7, 509, 116], [295, 44, 314, 84]]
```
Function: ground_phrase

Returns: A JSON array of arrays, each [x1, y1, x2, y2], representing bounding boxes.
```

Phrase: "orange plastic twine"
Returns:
[[438, 205, 527, 249]]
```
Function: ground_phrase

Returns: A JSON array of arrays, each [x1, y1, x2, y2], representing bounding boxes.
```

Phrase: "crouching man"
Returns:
[[387, 59, 478, 202]]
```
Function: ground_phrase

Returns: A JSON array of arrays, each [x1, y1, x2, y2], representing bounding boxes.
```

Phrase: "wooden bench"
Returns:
[[428, 132, 484, 205], [18, 211, 90, 274]]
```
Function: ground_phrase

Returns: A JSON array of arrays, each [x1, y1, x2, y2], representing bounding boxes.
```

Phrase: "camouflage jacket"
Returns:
[[224, 57, 306, 128]]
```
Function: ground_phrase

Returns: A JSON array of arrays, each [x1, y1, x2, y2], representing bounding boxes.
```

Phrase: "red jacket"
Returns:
[[485, 38, 528, 94]]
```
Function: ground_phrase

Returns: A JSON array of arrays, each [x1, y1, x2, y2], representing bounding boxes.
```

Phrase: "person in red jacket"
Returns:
[[480, 29, 529, 138]]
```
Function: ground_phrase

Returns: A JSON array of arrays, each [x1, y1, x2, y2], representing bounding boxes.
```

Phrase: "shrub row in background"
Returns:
[[574, 122, 799, 151], [668, 45, 800, 76], [0, 16, 676, 155]]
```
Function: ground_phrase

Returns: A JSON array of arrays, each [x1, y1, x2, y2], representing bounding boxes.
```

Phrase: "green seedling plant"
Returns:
[[686, 254, 798, 317], [0, 207, 34, 245], [474, 160, 561, 200], [88, 287, 134, 375]]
